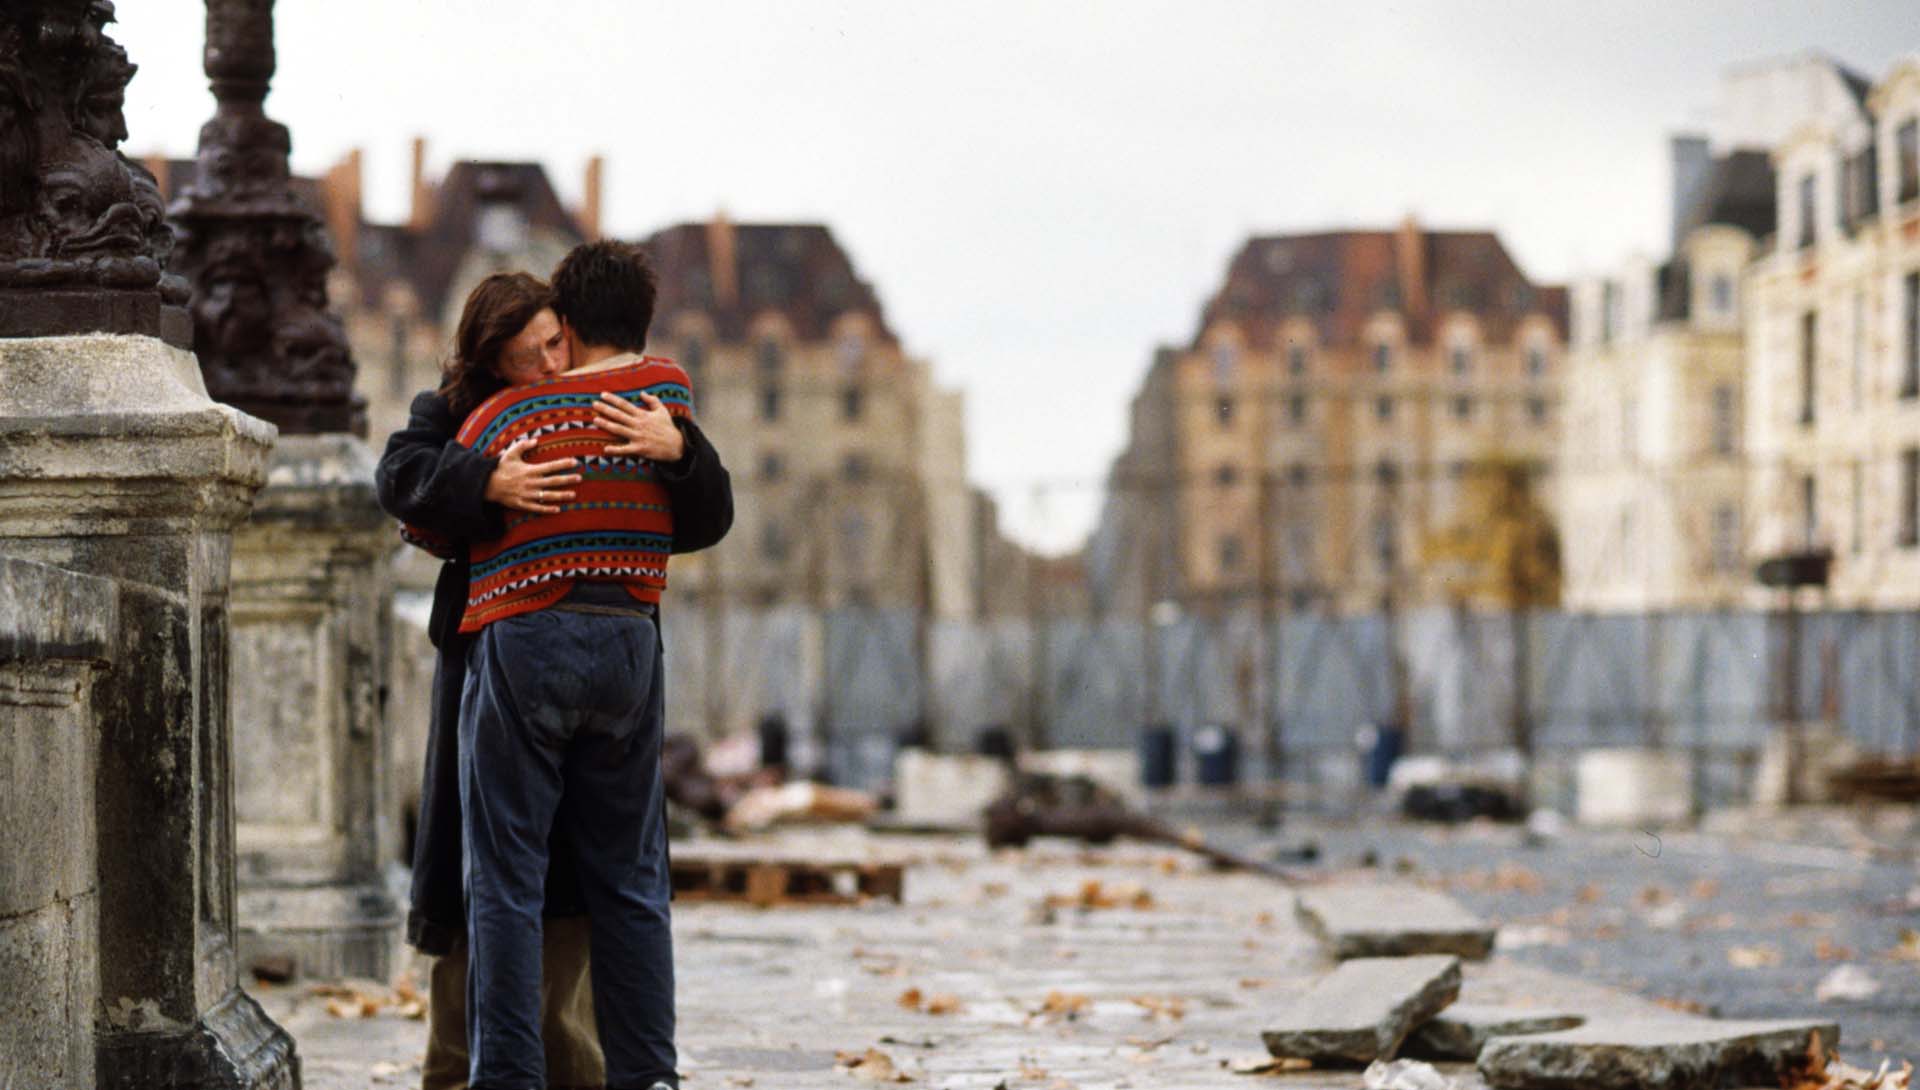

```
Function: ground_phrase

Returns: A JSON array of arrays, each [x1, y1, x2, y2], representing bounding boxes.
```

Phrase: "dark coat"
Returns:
[[375, 388, 733, 954]]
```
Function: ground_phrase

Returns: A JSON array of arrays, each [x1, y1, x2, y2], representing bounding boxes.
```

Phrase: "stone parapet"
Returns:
[[231, 433, 402, 981], [0, 555, 117, 1089], [0, 333, 298, 1089]]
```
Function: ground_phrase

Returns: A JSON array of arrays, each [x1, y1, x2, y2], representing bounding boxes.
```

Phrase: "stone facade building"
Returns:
[[1093, 220, 1567, 617], [1746, 56, 1920, 608]]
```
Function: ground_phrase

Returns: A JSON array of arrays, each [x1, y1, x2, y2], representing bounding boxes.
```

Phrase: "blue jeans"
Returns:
[[459, 605, 675, 1090]]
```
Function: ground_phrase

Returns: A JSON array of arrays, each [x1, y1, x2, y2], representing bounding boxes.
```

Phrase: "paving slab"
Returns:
[[1297, 883, 1497, 960], [1261, 954, 1462, 1066], [1404, 1004, 1586, 1061], [1477, 1017, 1839, 1090]]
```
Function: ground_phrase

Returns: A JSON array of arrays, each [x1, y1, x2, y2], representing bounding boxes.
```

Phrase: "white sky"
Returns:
[[114, 2, 1913, 553]]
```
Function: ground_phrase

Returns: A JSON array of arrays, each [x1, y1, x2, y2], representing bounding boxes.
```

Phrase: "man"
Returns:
[[376, 248, 729, 1090]]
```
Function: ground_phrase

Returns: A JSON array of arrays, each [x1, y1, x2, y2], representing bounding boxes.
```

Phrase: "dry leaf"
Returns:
[[898, 988, 924, 1010], [1230, 1056, 1313, 1075], [1888, 929, 1920, 963], [1688, 878, 1721, 900], [1036, 991, 1089, 1020], [1652, 995, 1710, 1015], [1575, 882, 1603, 904], [1130, 995, 1187, 1021], [835, 1048, 912, 1083], [1635, 884, 1671, 908], [924, 993, 964, 1015], [1816, 937, 1857, 962], [1727, 943, 1782, 969]]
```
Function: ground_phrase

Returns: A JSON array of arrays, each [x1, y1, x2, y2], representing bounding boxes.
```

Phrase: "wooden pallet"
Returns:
[[669, 855, 905, 907]]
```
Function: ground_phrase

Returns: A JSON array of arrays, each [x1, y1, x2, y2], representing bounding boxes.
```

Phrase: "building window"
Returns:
[[1600, 281, 1618, 345], [1527, 397, 1549, 425], [1900, 119, 1919, 204], [1286, 464, 1309, 488], [1711, 384, 1737, 456], [842, 452, 870, 483], [842, 385, 864, 421], [762, 521, 789, 563], [1802, 473, 1818, 549], [1451, 395, 1473, 421], [1373, 514, 1397, 572], [760, 385, 781, 422], [1214, 394, 1234, 426], [1375, 396, 1393, 422], [1372, 342, 1392, 373], [1374, 460, 1399, 489], [759, 451, 784, 482], [1902, 449, 1920, 548], [1710, 274, 1733, 315], [836, 333, 865, 374], [1218, 534, 1243, 573], [1526, 345, 1547, 379], [1287, 395, 1308, 425], [1800, 311, 1818, 426], [1798, 173, 1818, 250], [1904, 272, 1920, 400], [1711, 505, 1740, 573], [756, 336, 784, 377], [1288, 342, 1308, 376], [1449, 345, 1471, 376], [1211, 342, 1237, 385], [1214, 464, 1238, 487]]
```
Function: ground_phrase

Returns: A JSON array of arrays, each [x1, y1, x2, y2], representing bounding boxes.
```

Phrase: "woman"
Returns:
[[375, 271, 732, 1090]]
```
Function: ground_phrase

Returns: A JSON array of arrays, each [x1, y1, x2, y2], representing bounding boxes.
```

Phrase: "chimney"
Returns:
[[706, 210, 737, 310], [409, 136, 434, 231], [141, 153, 170, 198], [580, 155, 604, 239], [1395, 213, 1428, 321], [1670, 134, 1712, 253], [320, 148, 362, 273]]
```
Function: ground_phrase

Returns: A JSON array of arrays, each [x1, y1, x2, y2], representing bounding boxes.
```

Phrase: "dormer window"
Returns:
[[1287, 341, 1308, 377], [1372, 342, 1392, 374], [1899, 119, 1919, 204], [1710, 274, 1734, 315], [1449, 344, 1472, 376], [1525, 344, 1548, 379], [756, 336, 784, 377], [1211, 342, 1237, 385]]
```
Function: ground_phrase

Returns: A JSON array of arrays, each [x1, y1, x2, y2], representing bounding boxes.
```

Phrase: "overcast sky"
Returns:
[[114, 2, 1913, 552]]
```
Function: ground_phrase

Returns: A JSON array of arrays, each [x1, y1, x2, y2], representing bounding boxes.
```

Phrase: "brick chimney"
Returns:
[[409, 136, 435, 231], [1395, 213, 1428, 321], [141, 153, 169, 196], [580, 155, 604, 239], [706, 210, 737, 310], [320, 148, 362, 273]]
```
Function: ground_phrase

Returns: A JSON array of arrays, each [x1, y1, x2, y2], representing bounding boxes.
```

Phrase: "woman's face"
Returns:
[[495, 307, 570, 385]]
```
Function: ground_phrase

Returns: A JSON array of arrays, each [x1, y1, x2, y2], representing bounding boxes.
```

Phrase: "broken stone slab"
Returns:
[[1403, 1004, 1586, 1061], [1477, 1017, 1838, 1090], [1296, 884, 1497, 960], [1262, 954, 1462, 1066]]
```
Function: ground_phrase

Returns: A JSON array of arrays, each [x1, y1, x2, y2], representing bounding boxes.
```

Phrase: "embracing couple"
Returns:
[[376, 240, 733, 1090]]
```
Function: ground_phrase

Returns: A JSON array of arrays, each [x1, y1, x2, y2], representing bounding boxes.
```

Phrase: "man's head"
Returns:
[[551, 239, 657, 356]]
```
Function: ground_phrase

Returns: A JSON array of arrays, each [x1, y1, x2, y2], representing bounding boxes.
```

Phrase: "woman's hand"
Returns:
[[483, 437, 581, 514], [594, 391, 686, 462]]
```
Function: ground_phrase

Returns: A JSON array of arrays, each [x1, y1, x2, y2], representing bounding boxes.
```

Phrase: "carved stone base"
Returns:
[[96, 988, 299, 1090], [0, 291, 193, 347], [231, 434, 402, 983]]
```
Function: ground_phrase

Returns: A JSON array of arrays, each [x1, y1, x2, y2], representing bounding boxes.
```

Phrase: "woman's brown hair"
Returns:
[[440, 272, 556, 417]]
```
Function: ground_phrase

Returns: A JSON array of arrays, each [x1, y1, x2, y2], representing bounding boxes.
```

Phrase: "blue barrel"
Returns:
[[1139, 724, 1177, 788], [1361, 722, 1404, 788], [1193, 724, 1240, 786]]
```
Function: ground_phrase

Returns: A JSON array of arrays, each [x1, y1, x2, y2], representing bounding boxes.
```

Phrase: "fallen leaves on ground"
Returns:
[[1635, 884, 1672, 908], [1575, 882, 1603, 904], [1781, 1032, 1914, 1089], [1816, 937, 1858, 962], [1888, 929, 1920, 963], [1727, 943, 1783, 969], [1043, 880, 1154, 911], [1452, 863, 1544, 895], [1227, 1056, 1313, 1075], [1033, 991, 1090, 1021], [1129, 995, 1187, 1021], [835, 1048, 913, 1083], [310, 974, 426, 1021], [1652, 995, 1711, 1015]]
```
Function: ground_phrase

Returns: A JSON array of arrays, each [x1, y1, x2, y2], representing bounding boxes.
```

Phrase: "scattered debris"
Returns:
[[249, 955, 295, 985], [835, 1048, 913, 1083], [1401, 781, 1527, 824], [1033, 991, 1090, 1021], [1403, 1005, 1585, 1061], [1363, 1058, 1462, 1090], [1888, 929, 1920, 962], [983, 772, 1299, 879], [1296, 884, 1496, 960], [1042, 879, 1154, 912], [1477, 1017, 1838, 1090], [1815, 965, 1882, 1003], [1129, 995, 1187, 1021], [1783, 1032, 1914, 1089], [671, 855, 904, 907], [1261, 955, 1462, 1065], [1651, 996, 1713, 1016], [1827, 756, 1920, 803], [1228, 1055, 1314, 1075], [727, 782, 878, 834], [1727, 943, 1783, 969]]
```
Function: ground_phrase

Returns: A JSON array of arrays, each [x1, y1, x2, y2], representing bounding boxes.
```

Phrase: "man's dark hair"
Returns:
[[551, 239, 657, 352]]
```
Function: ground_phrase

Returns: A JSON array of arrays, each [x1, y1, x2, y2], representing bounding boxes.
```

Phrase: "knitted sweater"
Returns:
[[409, 357, 694, 633]]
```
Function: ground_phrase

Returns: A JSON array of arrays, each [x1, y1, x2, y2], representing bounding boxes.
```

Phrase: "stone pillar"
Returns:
[[166, 0, 400, 981], [229, 437, 402, 979], [0, 334, 295, 1088], [0, 556, 117, 1088], [0, 2, 297, 1085]]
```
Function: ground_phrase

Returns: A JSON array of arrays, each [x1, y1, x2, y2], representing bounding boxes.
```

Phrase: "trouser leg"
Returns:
[[543, 915, 608, 1089], [560, 616, 677, 1089], [460, 617, 569, 1089], [423, 944, 469, 1090]]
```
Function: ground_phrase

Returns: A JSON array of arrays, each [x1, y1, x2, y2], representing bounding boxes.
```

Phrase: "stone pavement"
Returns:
[[260, 828, 1689, 1090]]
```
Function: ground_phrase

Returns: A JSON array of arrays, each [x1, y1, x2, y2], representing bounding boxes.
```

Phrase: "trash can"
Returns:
[[975, 723, 1016, 762], [1139, 723, 1177, 788], [1193, 724, 1240, 786], [757, 713, 790, 773]]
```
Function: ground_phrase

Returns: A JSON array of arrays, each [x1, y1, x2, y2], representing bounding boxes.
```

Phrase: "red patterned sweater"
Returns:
[[403, 357, 693, 633]]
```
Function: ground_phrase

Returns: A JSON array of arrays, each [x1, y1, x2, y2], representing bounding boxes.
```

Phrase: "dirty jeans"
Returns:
[[423, 917, 605, 1090], [459, 604, 676, 1090]]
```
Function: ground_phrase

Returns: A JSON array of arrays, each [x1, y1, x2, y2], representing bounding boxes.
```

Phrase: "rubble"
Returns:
[[1295, 885, 1496, 960], [1477, 1017, 1839, 1090], [1260, 955, 1462, 1065], [1403, 1004, 1586, 1060]]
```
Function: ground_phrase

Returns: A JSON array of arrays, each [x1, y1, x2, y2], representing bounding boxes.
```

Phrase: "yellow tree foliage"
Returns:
[[1421, 454, 1562, 609]]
